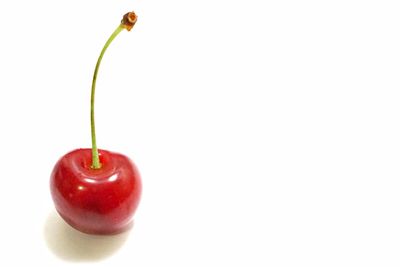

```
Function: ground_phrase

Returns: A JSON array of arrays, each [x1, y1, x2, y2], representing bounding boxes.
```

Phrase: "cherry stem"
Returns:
[[90, 11, 137, 169]]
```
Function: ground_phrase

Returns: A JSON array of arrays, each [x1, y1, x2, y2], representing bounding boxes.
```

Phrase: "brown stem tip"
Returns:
[[121, 11, 138, 31]]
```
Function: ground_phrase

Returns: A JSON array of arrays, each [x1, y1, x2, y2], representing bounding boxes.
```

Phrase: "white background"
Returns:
[[0, 0, 399, 266]]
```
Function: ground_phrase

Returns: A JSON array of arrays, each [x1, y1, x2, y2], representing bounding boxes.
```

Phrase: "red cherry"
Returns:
[[50, 149, 142, 235], [50, 11, 141, 235]]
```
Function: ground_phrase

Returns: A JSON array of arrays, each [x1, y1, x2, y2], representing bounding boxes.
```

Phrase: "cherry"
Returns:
[[50, 11, 142, 235]]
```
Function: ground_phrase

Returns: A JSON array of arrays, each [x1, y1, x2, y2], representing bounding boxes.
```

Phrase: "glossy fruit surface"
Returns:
[[50, 148, 141, 235]]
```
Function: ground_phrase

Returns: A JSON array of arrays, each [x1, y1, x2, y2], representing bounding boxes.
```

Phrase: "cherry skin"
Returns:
[[50, 149, 142, 235]]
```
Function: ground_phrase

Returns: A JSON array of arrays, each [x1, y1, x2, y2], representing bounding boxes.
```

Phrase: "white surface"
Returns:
[[0, 0, 400, 266]]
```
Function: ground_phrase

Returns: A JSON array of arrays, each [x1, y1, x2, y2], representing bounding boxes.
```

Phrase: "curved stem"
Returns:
[[90, 25, 124, 169], [90, 11, 137, 169]]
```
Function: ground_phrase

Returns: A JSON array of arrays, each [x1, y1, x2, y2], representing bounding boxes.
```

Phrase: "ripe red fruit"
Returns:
[[50, 11, 141, 235], [50, 149, 141, 235]]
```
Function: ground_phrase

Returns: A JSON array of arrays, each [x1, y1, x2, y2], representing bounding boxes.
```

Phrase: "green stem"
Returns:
[[90, 25, 124, 169]]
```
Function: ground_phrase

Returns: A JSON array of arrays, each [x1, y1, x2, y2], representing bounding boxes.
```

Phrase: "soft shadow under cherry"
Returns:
[[43, 211, 130, 262]]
